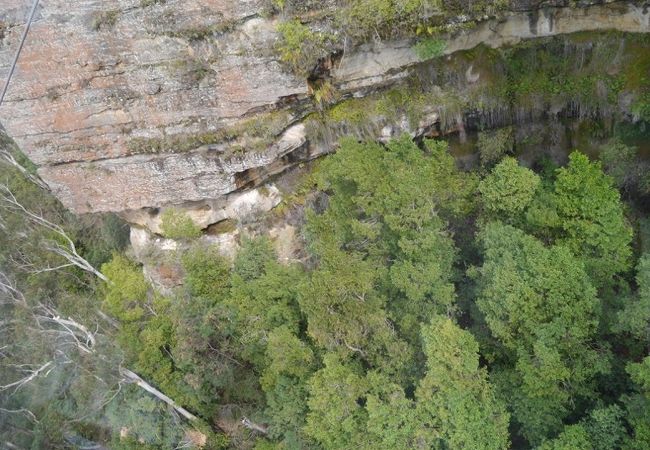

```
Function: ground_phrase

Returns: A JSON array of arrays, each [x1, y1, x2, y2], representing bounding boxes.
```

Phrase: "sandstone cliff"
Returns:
[[0, 0, 648, 229]]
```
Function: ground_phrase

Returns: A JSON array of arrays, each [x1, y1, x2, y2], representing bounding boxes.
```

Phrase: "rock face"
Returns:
[[122, 183, 283, 234], [0, 0, 307, 217], [334, 1, 650, 91], [0, 0, 648, 221]]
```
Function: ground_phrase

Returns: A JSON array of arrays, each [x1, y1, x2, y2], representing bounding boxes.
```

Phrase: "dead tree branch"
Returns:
[[0, 407, 39, 423], [0, 148, 49, 192], [120, 368, 198, 422], [0, 361, 53, 394], [0, 184, 108, 282], [0, 272, 27, 306], [2, 275, 195, 428]]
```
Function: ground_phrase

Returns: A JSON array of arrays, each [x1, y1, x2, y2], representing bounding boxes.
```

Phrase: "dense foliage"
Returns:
[[2, 23, 650, 449], [6, 120, 649, 449]]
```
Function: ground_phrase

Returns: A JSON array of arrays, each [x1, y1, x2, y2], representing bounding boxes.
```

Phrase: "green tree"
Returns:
[[475, 222, 608, 444], [227, 238, 304, 367], [100, 256, 194, 415], [307, 136, 473, 347], [552, 152, 633, 287], [299, 247, 411, 377], [260, 326, 316, 447], [616, 254, 650, 340], [101, 254, 149, 322], [364, 372, 420, 449], [622, 357, 650, 449], [175, 246, 261, 412], [479, 157, 540, 222], [100, 254, 153, 363], [536, 425, 591, 450], [362, 317, 510, 449], [413, 316, 510, 449], [304, 354, 368, 449], [584, 404, 626, 450], [181, 245, 230, 299], [233, 237, 276, 281]]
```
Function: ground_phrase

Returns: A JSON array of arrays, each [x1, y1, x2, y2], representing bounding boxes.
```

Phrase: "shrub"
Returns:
[[477, 126, 514, 167], [342, 0, 398, 40], [311, 80, 340, 108], [181, 245, 230, 299], [276, 20, 326, 76], [160, 209, 202, 240], [170, 58, 212, 84], [100, 254, 149, 322], [413, 37, 446, 60]]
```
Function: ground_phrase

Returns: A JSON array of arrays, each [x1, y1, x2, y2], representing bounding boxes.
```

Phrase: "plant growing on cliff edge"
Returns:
[[167, 21, 236, 42], [413, 37, 446, 61], [276, 20, 327, 77], [0, 21, 7, 41], [92, 10, 120, 31], [160, 209, 202, 240], [311, 80, 340, 109]]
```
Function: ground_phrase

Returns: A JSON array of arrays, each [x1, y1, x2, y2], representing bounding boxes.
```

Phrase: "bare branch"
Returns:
[[343, 338, 366, 355], [120, 368, 198, 422], [36, 312, 96, 354], [0, 271, 27, 306], [0, 361, 53, 393], [0, 407, 39, 423], [22, 262, 76, 274], [0, 184, 108, 282], [0, 148, 49, 192]]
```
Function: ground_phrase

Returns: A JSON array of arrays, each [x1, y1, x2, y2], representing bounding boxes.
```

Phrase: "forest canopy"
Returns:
[[1, 129, 649, 449]]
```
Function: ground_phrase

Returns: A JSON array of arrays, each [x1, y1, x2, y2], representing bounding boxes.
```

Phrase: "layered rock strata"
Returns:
[[0, 0, 648, 226]]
